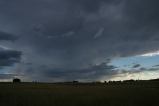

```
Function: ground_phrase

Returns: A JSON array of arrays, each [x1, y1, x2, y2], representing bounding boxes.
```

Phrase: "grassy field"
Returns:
[[0, 81, 159, 106]]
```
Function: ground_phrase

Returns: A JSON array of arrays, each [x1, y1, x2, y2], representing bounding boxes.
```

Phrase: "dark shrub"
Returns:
[[13, 78, 21, 83]]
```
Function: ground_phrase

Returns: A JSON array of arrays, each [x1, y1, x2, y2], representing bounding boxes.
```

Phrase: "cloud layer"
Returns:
[[0, 0, 159, 81]]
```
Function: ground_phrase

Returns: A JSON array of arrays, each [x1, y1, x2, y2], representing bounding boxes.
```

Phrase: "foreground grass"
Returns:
[[0, 82, 159, 106]]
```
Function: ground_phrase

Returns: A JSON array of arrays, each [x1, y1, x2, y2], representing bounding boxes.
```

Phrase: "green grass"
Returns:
[[0, 82, 159, 106]]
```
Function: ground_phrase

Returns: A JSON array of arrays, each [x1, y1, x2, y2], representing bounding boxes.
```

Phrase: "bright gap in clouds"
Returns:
[[140, 51, 159, 57], [105, 70, 159, 81], [108, 52, 159, 81]]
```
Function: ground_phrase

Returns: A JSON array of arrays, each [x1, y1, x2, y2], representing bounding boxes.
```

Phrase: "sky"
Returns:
[[0, 0, 159, 82]]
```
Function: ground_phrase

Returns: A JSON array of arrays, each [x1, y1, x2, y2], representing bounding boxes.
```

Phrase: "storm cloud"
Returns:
[[0, 0, 159, 81], [0, 31, 21, 67], [0, 31, 18, 41], [0, 50, 21, 66]]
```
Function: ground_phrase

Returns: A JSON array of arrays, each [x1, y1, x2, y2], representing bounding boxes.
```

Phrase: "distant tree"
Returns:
[[13, 78, 21, 83], [104, 81, 107, 83], [73, 81, 79, 83]]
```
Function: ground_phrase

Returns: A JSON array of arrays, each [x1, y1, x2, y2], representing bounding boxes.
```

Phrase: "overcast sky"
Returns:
[[0, 0, 159, 82]]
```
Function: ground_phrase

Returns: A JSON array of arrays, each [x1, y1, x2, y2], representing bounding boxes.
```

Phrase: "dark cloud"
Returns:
[[132, 64, 141, 68], [152, 65, 159, 67], [0, 30, 22, 69], [67, 0, 120, 13], [137, 67, 159, 73], [0, 0, 159, 81], [147, 67, 159, 72], [42, 62, 117, 81], [0, 50, 22, 66], [0, 31, 18, 41]]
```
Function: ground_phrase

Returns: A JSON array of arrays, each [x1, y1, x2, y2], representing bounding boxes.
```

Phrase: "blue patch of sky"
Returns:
[[110, 55, 159, 70]]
